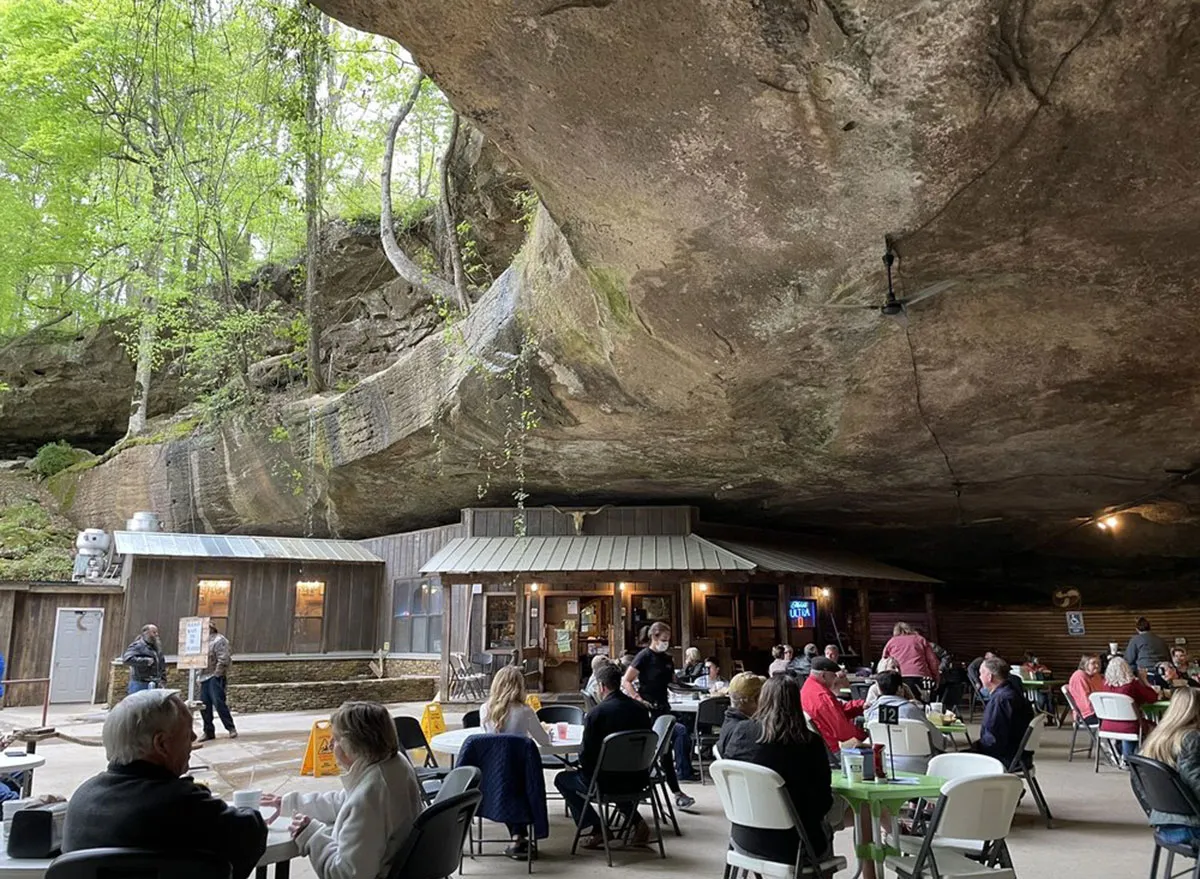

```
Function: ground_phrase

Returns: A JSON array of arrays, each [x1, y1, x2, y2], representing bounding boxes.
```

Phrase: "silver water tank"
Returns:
[[126, 511, 162, 532]]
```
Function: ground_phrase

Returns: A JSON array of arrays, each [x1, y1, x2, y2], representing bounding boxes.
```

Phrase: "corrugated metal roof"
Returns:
[[420, 535, 756, 574], [113, 531, 383, 564], [705, 538, 940, 583]]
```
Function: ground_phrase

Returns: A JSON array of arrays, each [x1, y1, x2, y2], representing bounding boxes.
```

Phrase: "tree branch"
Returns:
[[438, 113, 469, 310], [379, 73, 462, 307]]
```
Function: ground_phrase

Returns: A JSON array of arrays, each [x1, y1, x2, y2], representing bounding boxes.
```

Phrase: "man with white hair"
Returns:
[[63, 689, 266, 878]]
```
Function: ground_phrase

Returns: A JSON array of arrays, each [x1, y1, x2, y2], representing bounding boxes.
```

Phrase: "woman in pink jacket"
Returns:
[[881, 622, 940, 694]]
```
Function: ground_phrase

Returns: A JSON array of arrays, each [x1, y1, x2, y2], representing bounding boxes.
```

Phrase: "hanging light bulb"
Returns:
[[1096, 520, 1108, 530], [1104, 515, 1120, 529]]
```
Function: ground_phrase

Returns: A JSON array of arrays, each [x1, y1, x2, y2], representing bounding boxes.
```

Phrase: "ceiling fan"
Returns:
[[824, 239, 958, 319]]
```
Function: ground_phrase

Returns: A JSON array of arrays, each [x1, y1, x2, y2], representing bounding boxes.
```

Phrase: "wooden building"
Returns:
[[369, 505, 939, 699], [112, 531, 384, 656]]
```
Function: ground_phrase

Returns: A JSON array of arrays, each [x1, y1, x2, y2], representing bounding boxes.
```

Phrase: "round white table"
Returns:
[[0, 756, 45, 775], [666, 698, 701, 715], [430, 725, 583, 757]]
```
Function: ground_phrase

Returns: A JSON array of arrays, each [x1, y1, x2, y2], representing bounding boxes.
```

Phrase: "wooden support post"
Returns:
[[858, 585, 871, 660], [924, 588, 938, 642]]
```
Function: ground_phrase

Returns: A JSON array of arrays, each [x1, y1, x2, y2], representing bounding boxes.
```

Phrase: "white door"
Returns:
[[49, 608, 104, 703]]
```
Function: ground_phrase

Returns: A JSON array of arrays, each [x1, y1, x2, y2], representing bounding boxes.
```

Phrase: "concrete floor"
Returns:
[[0, 703, 1162, 879]]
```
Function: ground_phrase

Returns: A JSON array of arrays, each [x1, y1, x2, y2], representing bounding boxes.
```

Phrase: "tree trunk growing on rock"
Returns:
[[380, 73, 469, 313], [302, 0, 325, 393]]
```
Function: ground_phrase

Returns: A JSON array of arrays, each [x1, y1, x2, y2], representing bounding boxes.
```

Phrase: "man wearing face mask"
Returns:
[[63, 689, 266, 879], [122, 623, 167, 694], [622, 621, 697, 809]]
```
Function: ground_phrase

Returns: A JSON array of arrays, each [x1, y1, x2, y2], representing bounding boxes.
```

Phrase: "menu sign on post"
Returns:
[[177, 616, 211, 703]]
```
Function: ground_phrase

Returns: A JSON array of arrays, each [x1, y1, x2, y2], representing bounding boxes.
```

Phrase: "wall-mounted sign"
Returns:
[[567, 599, 579, 615], [1066, 611, 1085, 636], [787, 599, 817, 629]]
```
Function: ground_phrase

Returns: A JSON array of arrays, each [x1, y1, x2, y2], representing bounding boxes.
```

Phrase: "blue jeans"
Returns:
[[1120, 739, 1138, 757], [673, 722, 694, 781], [201, 676, 236, 737], [1156, 825, 1200, 847], [555, 770, 601, 832], [127, 679, 154, 695]]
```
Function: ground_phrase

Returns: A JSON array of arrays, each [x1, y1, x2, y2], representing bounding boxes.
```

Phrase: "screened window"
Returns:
[[293, 580, 325, 653], [196, 579, 231, 635], [392, 578, 443, 654]]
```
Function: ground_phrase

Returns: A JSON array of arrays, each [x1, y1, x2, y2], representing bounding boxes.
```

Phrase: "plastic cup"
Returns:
[[556, 722, 569, 739], [1109, 642, 1120, 655], [232, 790, 262, 809]]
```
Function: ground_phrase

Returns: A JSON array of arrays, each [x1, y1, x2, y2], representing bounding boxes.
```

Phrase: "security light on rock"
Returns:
[[1096, 515, 1120, 531]]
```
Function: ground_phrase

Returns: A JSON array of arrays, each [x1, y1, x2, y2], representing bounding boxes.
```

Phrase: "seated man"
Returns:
[[800, 658, 866, 754], [863, 671, 946, 773], [555, 662, 652, 848], [63, 689, 267, 879], [971, 657, 1034, 768], [693, 656, 726, 693], [790, 643, 819, 675]]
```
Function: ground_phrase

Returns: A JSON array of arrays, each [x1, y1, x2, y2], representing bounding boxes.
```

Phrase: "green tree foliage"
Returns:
[[0, 0, 452, 416]]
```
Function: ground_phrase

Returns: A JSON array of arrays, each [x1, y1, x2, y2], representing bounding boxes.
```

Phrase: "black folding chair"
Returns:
[[47, 849, 230, 879], [395, 715, 453, 787], [1127, 755, 1200, 879], [1060, 685, 1098, 762], [433, 765, 482, 805], [537, 705, 585, 725], [649, 714, 681, 836], [462, 709, 481, 728], [386, 790, 483, 879], [850, 682, 872, 701], [569, 729, 666, 867], [694, 696, 730, 784], [582, 690, 599, 711]]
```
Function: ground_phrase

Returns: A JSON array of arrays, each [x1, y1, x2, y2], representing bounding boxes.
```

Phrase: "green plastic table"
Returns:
[[1021, 679, 1065, 725], [832, 770, 946, 879], [929, 718, 972, 747], [1143, 700, 1173, 720]]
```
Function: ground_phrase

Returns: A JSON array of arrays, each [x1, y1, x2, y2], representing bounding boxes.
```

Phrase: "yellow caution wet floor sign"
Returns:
[[300, 720, 340, 777]]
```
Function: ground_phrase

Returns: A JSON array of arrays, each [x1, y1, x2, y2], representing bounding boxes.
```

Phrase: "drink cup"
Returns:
[[232, 790, 262, 810], [1109, 642, 1120, 655], [556, 722, 570, 740], [929, 702, 943, 715]]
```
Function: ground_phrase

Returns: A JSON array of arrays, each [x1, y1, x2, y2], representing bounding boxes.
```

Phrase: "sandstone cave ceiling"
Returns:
[[9, 1, 1200, 563], [298, 0, 1200, 538]]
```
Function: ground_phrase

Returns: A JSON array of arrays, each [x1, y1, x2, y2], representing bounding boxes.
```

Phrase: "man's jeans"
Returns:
[[127, 679, 154, 695], [673, 722, 694, 781], [555, 770, 602, 832], [201, 675, 236, 737]]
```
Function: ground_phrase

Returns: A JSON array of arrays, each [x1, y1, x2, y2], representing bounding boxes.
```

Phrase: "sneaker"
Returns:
[[630, 819, 651, 846], [228, 729, 238, 739], [198, 733, 215, 743], [504, 840, 530, 861], [675, 792, 696, 810], [580, 832, 607, 850]]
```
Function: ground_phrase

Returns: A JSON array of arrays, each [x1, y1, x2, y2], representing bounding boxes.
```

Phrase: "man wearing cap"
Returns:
[[717, 673, 765, 754], [801, 658, 866, 754]]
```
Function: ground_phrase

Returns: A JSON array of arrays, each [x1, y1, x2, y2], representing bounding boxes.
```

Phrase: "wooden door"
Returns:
[[542, 595, 582, 693]]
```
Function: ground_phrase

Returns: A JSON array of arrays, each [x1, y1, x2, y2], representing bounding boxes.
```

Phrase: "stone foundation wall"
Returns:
[[106, 657, 438, 708]]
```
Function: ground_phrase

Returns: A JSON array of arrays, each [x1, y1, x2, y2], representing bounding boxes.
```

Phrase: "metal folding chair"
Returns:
[[1060, 685, 1098, 762], [1006, 713, 1053, 828], [1127, 755, 1200, 879]]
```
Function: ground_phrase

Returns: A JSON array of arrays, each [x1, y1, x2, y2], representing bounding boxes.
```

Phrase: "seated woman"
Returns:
[[267, 701, 423, 879], [1141, 688, 1200, 848], [479, 665, 550, 859], [1067, 654, 1104, 726], [864, 658, 914, 708], [1101, 656, 1160, 758], [768, 645, 790, 677], [693, 656, 727, 693], [863, 671, 946, 773], [718, 674, 842, 864], [717, 672, 765, 755], [678, 647, 705, 683]]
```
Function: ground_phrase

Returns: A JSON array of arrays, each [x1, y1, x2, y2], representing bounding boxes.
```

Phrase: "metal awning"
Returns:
[[113, 531, 383, 564], [704, 537, 940, 583], [420, 535, 756, 575]]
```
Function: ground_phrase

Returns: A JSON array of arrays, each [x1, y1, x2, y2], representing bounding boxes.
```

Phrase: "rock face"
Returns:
[[57, 1, 1200, 553]]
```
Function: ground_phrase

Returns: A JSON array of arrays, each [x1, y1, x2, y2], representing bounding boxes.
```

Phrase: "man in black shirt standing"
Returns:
[[555, 663, 652, 847]]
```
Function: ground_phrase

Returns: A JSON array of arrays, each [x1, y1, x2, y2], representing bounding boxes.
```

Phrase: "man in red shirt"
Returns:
[[801, 658, 867, 754]]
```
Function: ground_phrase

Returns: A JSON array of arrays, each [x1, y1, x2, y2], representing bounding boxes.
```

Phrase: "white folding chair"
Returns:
[[709, 760, 848, 878], [1088, 692, 1140, 773], [1061, 685, 1098, 762], [902, 754, 1009, 857], [885, 775, 1024, 878], [1006, 714, 1052, 828], [866, 719, 934, 773]]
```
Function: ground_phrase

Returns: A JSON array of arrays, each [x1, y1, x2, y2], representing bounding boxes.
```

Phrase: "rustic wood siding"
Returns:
[[934, 607, 1200, 674], [361, 523, 466, 649], [124, 557, 380, 655], [5, 589, 125, 705]]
